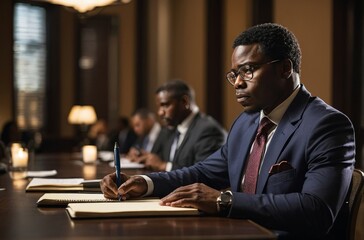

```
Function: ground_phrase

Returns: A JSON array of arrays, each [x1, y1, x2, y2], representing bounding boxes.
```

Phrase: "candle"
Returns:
[[12, 148, 29, 168], [9, 147, 29, 180], [82, 145, 97, 163], [10, 143, 22, 160]]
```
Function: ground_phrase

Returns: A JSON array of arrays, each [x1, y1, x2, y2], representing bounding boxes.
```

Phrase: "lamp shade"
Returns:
[[68, 105, 97, 125]]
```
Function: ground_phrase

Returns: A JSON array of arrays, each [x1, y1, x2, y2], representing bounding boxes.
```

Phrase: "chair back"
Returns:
[[347, 169, 364, 240]]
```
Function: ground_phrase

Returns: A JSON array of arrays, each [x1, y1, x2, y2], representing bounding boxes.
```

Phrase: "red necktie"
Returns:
[[241, 117, 275, 194]]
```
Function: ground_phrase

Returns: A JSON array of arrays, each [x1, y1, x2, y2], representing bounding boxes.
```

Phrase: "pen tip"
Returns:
[[114, 142, 118, 148]]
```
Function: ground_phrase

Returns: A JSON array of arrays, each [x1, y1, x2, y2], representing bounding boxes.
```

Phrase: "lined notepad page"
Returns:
[[37, 193, 116, 206]]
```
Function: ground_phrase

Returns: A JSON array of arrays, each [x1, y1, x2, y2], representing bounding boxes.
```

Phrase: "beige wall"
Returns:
[[143, 0, 206, 113], [274, 0, 332, 104], [168, 0, 206, 113]]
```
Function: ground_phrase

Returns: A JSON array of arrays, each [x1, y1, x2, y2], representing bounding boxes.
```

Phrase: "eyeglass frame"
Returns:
[[226, 59, 281, 85]]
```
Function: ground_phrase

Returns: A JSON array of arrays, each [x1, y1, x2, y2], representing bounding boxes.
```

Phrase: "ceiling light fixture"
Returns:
[[45, 0, 132, 13]]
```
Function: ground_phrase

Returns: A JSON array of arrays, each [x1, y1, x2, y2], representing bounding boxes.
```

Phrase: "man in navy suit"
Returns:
[[100, 23, 355, 239]]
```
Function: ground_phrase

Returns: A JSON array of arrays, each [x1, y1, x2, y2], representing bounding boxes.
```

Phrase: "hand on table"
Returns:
[[160, 183, 220, 214]]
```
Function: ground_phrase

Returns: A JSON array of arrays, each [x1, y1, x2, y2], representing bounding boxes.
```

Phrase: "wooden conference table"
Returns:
[[0, 152, 276, 240]]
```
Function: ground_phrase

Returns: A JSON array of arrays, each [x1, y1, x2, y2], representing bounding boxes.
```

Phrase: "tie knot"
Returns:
[[175, 130, 180, 138], [257, 117, 275, 136]]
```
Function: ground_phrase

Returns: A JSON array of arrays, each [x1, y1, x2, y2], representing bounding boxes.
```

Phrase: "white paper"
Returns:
[[109, 157, 145, 169], [26, 170, 58, 178]]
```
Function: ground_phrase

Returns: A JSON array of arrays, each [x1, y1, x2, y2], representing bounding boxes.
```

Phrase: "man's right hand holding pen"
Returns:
[[100, 173, 148, 200]]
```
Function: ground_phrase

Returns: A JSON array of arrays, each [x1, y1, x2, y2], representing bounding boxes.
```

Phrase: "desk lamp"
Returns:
[[68, 105, 97, 146]]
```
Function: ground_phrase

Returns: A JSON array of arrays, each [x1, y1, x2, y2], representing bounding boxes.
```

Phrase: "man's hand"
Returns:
[[160, 183, 220, 214], [135, 153, 167, 171], [126, 147, 143, 162], [100, 173, 148, 200]]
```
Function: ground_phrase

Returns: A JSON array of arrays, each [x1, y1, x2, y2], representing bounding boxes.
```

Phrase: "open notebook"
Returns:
[[66, 199, 200, 219], [37, 193, 117, 207], [26, 178, 101, 192]]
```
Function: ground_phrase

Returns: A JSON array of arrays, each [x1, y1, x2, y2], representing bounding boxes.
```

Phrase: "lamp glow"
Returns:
[[68, 105, 97, 125]]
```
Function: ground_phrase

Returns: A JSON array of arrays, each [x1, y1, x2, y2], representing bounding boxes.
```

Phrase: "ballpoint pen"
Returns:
[[113, 142, 122, 201]]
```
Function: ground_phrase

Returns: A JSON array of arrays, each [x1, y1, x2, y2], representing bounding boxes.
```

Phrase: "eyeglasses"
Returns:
[[226, 59, 280, 85]]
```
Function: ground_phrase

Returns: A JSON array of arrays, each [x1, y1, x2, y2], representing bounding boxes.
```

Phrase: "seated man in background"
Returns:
[[109, 116, 138, 154], [1, 120, 21, 147], [101, 23, 355, 239], [132, 80, 227, 171], [88, 119, 110, 151], [127, 108, 172, 161]]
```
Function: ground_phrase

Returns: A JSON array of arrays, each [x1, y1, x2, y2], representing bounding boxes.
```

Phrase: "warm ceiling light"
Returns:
[[48, 0, 117, 13]]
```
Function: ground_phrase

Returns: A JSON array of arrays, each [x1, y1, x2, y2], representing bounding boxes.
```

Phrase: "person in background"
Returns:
[[0, 121, 22, 172], [0, 121, 21, 147], [109, 116, 137, 154], [131, 79, 227, 171], [88, 119, 110, 151], [100, 23, 355, 239], [127, 108, 172, 161]]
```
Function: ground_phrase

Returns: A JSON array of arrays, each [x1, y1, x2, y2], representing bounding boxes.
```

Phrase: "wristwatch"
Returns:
[[216, 190, 233, 216]]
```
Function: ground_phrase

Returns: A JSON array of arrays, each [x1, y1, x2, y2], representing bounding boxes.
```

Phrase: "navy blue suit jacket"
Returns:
[[147, 85, 355, 239]]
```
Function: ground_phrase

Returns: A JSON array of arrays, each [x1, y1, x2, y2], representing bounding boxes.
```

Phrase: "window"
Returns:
[[13, 3, 47, 131]]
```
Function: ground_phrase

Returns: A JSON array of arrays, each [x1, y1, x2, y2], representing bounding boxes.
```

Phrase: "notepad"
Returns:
[[37, 193, 117, 207], [26, 178, 101, 192], [66, 199, 200, 219]]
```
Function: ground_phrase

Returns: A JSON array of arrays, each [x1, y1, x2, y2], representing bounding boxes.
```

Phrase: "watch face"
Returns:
[[221, 192, 232, 204]]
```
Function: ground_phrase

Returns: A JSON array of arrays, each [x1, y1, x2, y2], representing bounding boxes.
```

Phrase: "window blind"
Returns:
[[14, 3, 47, 130]]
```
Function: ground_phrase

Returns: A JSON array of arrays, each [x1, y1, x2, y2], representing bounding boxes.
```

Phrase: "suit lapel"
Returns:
[[173, 113, 200, 160], [256, 86, 312, 193]]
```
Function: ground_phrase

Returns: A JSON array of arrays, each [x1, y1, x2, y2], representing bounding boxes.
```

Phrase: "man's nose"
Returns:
[[234, 75, 247, 88], [157, 108, 164, 116]]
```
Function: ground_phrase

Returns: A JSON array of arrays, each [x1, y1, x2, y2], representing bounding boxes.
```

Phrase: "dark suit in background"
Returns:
[[133, 126, 173, 158], [165, 112, 227, 170]]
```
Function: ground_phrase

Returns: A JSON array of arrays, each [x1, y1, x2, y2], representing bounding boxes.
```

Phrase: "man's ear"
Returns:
[[181, 95, 190, 109], [282, 59, 293, 79]]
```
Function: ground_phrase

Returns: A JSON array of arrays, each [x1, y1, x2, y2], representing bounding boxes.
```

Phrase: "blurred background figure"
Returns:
[[0, 120, 22, 173], [109, 116, 137, 154], [1, 121, 22, 147], [133, 80, 227, 171], [127, 108, 172, 161], [88, 119, 110, 151]]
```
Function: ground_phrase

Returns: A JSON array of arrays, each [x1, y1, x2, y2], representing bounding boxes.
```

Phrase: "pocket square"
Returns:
[[269, 161, 293, 175]]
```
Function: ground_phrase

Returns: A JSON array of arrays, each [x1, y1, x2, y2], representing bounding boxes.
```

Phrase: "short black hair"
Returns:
[[233, 23, 302, 74], [155, 79, 194, 102], [132, 108, 154, 120]]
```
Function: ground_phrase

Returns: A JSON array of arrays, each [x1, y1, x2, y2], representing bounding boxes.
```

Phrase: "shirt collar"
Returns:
[[147, 122, 161, 143], [177, 105, 199, 135], [260, 85, 301, 124]]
